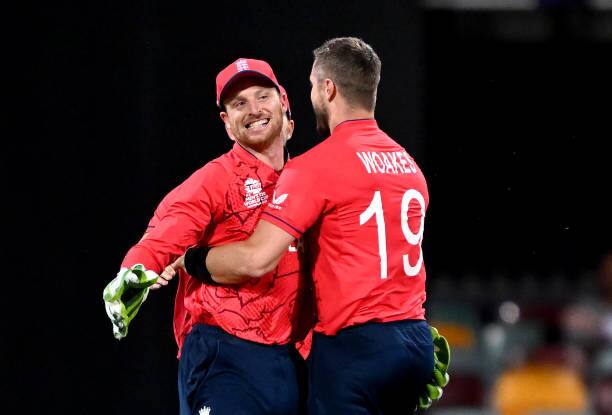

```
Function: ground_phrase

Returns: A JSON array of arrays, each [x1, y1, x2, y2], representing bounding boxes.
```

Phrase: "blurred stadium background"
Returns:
[[17, 0, 611, 414]]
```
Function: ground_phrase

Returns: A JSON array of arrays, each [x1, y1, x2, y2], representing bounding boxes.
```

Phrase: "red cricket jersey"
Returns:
[[263, 119, 428, 336], [122, 143, 310, 356]]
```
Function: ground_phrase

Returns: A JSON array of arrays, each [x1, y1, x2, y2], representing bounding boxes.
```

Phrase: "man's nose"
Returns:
[[246, 99, 262, 115]]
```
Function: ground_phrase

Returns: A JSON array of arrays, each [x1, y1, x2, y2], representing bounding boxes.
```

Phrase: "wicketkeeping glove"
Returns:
[[417, 325, 451, 411], [103, 264, 159, 340]]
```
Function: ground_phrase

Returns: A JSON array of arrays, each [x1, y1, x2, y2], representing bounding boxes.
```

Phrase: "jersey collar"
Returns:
[[231, 142, 281, 176], [332, 118, 378, 136]]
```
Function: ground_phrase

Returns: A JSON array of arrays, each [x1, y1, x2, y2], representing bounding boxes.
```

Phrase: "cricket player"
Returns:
[[180, 38, 449, 414], [106, 58, 311, 415]]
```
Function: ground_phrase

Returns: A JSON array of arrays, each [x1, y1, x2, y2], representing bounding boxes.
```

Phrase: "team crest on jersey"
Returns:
[[244, 178, 268, 208], [199, 406, 211, 415]]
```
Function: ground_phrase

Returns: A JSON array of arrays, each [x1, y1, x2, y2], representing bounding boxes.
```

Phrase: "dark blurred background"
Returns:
[[15, 0, 612, 413]]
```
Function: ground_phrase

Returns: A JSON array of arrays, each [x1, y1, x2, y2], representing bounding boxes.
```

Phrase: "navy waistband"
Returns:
[[190, 323, 292, 350], [336, 318, 427, 334], [314, 319, 431, 347]]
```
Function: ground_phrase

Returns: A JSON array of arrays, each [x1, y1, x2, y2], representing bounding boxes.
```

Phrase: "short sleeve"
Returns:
[[262, 160, 326, 238]]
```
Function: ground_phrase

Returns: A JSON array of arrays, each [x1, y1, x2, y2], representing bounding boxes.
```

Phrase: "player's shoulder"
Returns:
[[285, 138, 335, 171], [171, 152, 232, 195], [192, 151, 233, 178]]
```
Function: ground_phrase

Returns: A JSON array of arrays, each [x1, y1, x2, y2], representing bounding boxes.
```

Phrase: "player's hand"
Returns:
[[103, 264, 159, 339], [151, 255, 185, 289], [150, 255, 185, 290], [417, 325, 451, 411]]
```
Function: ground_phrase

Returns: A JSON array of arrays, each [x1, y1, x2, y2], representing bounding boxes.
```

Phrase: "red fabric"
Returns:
[[216, 58, 278, 106], [263, 119, 428, 335], [122, 143, 308, 356]]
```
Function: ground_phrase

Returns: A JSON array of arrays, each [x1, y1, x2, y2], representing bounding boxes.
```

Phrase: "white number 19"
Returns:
[[359, 189, 426, 279]]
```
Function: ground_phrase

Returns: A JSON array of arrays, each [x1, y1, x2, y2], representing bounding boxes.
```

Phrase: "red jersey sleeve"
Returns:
[[121, 161, 227, 273], [261, 160, 326, 238]]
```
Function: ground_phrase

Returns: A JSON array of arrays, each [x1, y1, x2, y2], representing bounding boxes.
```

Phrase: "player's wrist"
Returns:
[[184, 246, 219, 286]]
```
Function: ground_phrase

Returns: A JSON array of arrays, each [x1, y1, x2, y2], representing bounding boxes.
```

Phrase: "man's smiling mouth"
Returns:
[[245, 118, 270, 129]]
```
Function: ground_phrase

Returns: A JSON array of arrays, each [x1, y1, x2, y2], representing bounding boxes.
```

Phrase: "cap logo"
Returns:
[[236, 59, 249, 72]]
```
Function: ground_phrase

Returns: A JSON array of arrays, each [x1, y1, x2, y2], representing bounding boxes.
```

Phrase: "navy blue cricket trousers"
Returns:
[[307, 319, 434, 415], [178, 323, 306, 415]]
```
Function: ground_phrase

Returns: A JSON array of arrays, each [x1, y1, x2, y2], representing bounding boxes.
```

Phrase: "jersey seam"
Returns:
[[261, 211, 304, 235]]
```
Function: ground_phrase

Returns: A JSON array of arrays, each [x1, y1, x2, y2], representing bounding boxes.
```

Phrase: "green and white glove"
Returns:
[[103, 264, 159, 340], [418, 325, 451, 411]]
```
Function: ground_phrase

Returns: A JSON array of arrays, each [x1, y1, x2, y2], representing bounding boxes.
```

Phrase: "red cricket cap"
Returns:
[[216, 58, 291, 119]]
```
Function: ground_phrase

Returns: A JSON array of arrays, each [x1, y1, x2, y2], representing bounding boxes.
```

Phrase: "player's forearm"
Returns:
[[206, 240, 273, 280], [205, 220, 295, 283], [124, 212, 210, 273]]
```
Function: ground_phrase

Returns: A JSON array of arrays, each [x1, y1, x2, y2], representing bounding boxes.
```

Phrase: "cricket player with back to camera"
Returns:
[[171, 38, 451, 414]]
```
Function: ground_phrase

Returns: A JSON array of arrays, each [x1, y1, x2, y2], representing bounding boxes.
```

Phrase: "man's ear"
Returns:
[[324, 79, 336, 102], [220, 112, 237, 142], [286, 119, 295, 141], [280, 91, 289, 115]]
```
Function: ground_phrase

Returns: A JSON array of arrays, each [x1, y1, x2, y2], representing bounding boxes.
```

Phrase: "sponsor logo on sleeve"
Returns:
[[268, 190, 288, 210]]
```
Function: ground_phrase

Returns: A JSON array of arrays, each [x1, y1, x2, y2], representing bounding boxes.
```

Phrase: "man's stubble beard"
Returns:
[[313, 101, 330, 138], [234, 109, 284, 153]]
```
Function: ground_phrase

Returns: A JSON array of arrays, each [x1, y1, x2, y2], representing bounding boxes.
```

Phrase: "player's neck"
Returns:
[[245, 139, 285, 171], [328, 106, 374, 133]]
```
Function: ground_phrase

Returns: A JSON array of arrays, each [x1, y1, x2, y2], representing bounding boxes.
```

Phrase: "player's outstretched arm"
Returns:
[[206, 220, 295, 284]]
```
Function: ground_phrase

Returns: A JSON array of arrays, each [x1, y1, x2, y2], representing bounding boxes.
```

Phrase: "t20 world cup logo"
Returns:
[[243, 178, 268, 208]]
